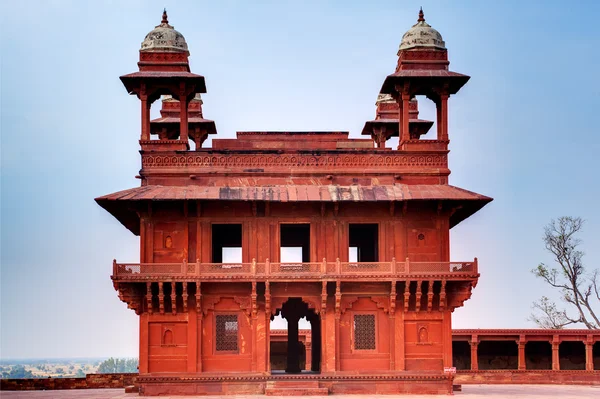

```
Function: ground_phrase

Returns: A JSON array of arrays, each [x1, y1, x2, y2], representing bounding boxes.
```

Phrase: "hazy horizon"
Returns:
[[2, 0, 599, 359]]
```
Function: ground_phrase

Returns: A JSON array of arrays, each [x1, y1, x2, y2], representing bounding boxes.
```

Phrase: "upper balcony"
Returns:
[[112, 258, 478, 281]]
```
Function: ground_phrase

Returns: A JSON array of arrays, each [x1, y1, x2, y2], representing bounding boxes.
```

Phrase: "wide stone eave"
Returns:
[[95, 184, 492, 235]]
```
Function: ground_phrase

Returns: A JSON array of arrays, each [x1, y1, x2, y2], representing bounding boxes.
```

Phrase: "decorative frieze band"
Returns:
[[142, 152, 448, 169]]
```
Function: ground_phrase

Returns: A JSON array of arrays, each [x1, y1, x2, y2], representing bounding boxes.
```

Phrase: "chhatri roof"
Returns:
[[140, 10, 189, 55], [399, 8, 446, 51]]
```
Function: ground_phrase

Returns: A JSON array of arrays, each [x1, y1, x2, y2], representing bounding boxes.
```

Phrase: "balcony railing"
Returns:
[[113, 258, 478, 278]]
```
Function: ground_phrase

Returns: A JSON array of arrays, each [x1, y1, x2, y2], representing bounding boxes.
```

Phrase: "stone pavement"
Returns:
[[2, 385, 600, 398]]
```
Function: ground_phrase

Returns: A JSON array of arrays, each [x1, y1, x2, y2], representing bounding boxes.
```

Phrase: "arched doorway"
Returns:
[[271, 297, 321, 373]]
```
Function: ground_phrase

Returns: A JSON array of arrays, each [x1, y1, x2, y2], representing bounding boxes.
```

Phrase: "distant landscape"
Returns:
[[0, 358, 138, 379]]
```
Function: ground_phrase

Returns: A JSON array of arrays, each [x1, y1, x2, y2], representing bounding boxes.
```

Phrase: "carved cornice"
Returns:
[[142, 152, 448, 169]]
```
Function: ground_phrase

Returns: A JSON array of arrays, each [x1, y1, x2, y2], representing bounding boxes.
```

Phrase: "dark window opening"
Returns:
[[349, 224, 378, 262], [216, 314, 239, 352], [452, 341, 471, 370], [477, 341, 518, 370], [280, 224, 310, 262], [559, 341, 585, 370], [212, 224, 242, 263], [525, 341, 552, 370], [354, 314, 376, 350]]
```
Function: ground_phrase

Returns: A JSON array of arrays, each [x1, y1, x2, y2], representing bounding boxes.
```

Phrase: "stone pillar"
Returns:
[[552, 336, 560, 371], [265, 282, 271, 373], [389, 281, 397, 370], [400, 93, 411, 144], [179, 84, 189, 143], [437, 92, 449, 141], [286, 316, 301, 373], [585, 336, 594, 371], [470, 336, 478, 371], [518, 336, 526, 370], [305, 340, 312, 371], [335, 281, 342, 371], [140, 90, 151, 141], [195, 282, 203, 372]]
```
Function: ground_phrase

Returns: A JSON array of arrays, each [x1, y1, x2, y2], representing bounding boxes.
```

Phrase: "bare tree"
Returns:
[[530, 217, 599, 329]]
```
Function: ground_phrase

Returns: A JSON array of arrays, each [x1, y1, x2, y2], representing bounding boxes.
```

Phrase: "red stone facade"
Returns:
[[95, 9, 498, 396]]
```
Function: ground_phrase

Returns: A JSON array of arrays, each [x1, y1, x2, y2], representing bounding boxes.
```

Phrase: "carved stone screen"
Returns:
[[216, 315, 239, 352], [353, 314, 376, 350]]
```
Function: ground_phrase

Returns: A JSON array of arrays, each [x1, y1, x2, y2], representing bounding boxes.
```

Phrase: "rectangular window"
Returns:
[[349, 224, 378, 262], [280, 224, 310, 262], [216, 314, 239, 352], [353, 314, 376, 350], [212, 224, 242, 263]]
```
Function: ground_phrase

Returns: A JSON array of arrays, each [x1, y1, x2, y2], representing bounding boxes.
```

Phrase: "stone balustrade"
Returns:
[[112, 258, 478, 280]]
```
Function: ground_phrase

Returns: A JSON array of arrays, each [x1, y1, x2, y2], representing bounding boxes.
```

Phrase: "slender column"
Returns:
[[306, 340, 312, 371], [518, 335, 526, 370], [585, 336, 594, 371], [265, 282, 271, 373], [438, 93, 449, 141], [140, 89, 151, 141], [389, 281, 396, 370], [470, 336, 478, 371], [320, 281, 328, 372], [335, 281, 342, 371], [552, 335, 560, 371], [179, 84, 189, 143], [251, 281, 258, 372], [195, 282, 202, 372]]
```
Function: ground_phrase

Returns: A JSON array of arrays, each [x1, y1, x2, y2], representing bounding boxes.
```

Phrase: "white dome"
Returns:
[[399, 9, 446, 51], [140, 10, 189, 54]]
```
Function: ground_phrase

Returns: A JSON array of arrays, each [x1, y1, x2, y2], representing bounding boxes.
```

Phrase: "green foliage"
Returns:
[[97, 358, 138, 373], [55, 367, 65, 374], [75, 369, 85, 378], [2, 365, 34, 379]]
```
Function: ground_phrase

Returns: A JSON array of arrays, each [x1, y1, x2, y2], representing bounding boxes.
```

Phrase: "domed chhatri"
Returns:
[[141, 9, 189, 54], [399, 8, 445, 51]]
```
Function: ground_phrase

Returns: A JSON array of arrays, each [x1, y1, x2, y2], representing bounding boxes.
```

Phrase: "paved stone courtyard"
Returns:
[[2, 384, 600, 398]]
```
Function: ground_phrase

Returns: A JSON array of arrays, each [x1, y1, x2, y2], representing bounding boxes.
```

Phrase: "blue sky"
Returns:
[[1, 0, 599, 358]]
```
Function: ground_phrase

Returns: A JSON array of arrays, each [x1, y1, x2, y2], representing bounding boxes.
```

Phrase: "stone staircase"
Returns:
[[265, 380, 329, 396]]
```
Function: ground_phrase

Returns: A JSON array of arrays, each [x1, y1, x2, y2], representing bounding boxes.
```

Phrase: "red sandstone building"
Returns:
[[96, 10, 599, 395]]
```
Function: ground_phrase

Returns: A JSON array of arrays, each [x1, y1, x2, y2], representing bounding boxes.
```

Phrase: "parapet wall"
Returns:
[[0, 373, 138, 391], [455, 370, 600, 385]]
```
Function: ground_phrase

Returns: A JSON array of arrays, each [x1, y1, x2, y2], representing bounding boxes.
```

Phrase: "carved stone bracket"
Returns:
[[116, 283, 144, 315]]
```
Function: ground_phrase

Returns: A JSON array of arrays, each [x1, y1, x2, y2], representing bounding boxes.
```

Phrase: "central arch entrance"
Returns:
[[271, 297, 321, 373]]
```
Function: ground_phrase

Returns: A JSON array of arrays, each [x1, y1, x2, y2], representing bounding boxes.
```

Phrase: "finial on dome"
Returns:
[[418, 7, 425, 22], [161, 8, 169, 25]]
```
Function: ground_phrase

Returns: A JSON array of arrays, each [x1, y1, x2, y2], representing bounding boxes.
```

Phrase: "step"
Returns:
[[265, 387, 329, 396], [267, 380, 320, 388]]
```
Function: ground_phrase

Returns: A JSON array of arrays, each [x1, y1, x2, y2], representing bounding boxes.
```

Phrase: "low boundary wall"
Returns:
[[0, 373, 138, 391]]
